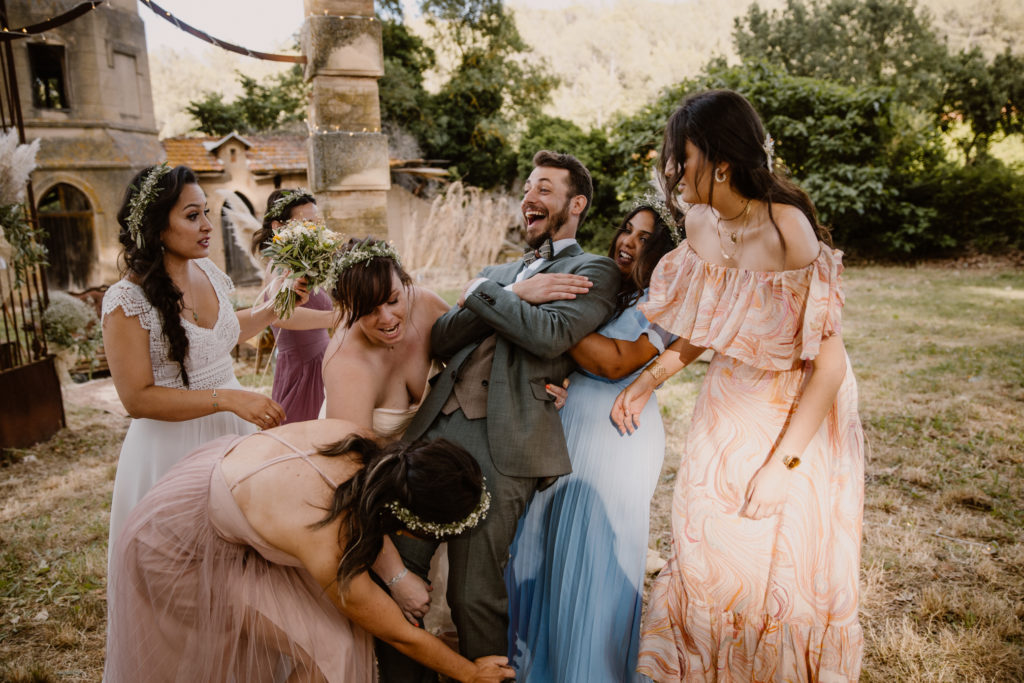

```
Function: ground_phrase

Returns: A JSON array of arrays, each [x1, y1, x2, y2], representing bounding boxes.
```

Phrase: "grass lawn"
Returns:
[[1, 261, 1022, 681]]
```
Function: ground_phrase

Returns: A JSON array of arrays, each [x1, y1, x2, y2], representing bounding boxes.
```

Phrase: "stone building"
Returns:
[[162, 132, 310, 286], [5, 0, 432, 293], [5, 0, 162, 290]]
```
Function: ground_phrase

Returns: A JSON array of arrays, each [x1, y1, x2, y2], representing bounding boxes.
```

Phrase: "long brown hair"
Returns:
[[606, 205, 675, 315], [659, 89, 831, 245], [116, 165, 199, 386]]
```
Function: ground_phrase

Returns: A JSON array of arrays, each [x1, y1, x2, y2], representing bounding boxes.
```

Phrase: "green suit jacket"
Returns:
[[405, 243, 620, 478]]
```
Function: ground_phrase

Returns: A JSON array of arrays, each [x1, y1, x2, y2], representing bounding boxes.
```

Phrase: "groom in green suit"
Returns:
[[394, 150, 620, 673]]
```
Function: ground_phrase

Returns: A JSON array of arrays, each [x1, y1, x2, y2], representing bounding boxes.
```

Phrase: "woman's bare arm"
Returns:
[[103, 308, 284, 427]]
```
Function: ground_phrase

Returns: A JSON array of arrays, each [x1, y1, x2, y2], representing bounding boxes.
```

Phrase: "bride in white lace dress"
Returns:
[[102, 165, 299, 550]]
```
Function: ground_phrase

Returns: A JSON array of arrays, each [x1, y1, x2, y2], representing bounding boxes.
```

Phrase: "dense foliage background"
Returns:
[[178, 0, 1024, 260]]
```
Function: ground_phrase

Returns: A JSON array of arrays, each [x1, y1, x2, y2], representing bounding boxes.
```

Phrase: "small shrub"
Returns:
[[42, 292, 101, 371]]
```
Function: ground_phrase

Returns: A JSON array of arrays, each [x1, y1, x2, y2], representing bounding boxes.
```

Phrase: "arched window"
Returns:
[[38, 184, 94, 290]]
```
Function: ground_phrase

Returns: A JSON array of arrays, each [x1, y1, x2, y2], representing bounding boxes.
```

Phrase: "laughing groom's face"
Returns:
[[521, 165, 575, 249]]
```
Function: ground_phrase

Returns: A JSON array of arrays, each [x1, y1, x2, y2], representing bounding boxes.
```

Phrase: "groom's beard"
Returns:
[[526, 200, 571, 250]]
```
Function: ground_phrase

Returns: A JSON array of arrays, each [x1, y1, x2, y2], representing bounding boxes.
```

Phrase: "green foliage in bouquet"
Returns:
[[260, 219, 343, 319]]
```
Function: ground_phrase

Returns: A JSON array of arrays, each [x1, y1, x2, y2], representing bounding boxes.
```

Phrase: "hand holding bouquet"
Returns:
[[259, 218, 343, 319]]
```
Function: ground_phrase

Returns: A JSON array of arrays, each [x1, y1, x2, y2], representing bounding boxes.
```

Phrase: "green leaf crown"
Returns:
[[126, 163, 172, 249], [265, 188, 315, 222]]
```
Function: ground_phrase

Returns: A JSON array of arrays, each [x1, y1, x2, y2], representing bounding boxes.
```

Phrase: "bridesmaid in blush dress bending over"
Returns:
[[251, 189, 336, 424], [104, 419, 514, 682], [614, 90, 865, 682]]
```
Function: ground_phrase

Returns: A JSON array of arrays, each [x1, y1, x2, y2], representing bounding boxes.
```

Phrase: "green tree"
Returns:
[[938, 47, 1024, 162], [733, 0, 950, 109], [187, 65, 307, 135], [415, 0, 559, 187]]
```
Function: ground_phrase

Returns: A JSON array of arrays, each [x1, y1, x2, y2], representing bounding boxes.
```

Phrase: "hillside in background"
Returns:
[[147, 0, 1023, 138]]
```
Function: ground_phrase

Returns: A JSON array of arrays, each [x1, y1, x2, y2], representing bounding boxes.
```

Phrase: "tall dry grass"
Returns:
[[403, 181, 520, 288]]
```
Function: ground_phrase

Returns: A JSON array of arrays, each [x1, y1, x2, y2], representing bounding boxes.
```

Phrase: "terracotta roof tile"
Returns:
[[162, 137, 223, 172], [246, 135, 307, 173], [162, 135, 308, 174]]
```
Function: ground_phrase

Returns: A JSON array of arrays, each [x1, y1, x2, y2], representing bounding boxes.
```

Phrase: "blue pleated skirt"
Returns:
[[506, 369, 665, 682]]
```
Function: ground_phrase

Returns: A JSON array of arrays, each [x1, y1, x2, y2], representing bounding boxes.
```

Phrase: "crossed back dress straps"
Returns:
[[226, 430, 339, 491]]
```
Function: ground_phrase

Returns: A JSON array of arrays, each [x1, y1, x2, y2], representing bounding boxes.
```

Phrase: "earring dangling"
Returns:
[[714, 167, 727, 183]]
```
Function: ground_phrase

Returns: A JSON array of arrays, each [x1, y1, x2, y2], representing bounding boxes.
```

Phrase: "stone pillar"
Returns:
[[302, 0, 389, 237]]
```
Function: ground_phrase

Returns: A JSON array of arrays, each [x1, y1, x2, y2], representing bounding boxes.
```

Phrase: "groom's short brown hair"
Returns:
[[532, 150, 593, 228]]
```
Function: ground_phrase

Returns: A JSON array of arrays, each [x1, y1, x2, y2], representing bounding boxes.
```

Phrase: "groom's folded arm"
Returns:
[[429, 264, 504, 358], [462, 258, 620, 359], [429, 304, 492, 359]]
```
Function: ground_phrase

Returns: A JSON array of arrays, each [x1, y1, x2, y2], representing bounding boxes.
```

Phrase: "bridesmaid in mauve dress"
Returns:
[[615, 90, 864, 682], [251, 188, 336, 424]]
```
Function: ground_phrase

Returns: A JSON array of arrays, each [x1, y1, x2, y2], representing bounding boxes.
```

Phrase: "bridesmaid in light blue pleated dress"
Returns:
[[506, 200, 678, 682]]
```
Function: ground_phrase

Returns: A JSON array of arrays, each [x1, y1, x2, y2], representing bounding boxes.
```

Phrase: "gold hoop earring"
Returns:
[[714, 167, 727, 183]]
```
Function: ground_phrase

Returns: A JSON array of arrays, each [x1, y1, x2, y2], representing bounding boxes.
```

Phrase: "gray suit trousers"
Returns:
[[424, 409, 538, 660]]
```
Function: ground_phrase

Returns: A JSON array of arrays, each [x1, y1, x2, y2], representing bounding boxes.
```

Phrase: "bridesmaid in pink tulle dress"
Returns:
[[613, 90, 864, 682], [104, 419, 514, 683]]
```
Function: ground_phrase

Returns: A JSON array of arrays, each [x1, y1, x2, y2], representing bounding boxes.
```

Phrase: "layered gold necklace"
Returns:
[[715, 199, 752, 261]]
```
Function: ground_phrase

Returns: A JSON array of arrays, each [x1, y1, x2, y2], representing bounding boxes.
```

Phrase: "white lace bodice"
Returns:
[[102, 258, 241, 390]]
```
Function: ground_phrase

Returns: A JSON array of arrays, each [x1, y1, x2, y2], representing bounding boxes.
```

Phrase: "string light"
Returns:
[[139, 0, 305, 63]]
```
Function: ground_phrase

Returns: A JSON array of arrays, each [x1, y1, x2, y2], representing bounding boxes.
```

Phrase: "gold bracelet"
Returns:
[[644, 359, 668, 381], [781, 453, 801, 470]]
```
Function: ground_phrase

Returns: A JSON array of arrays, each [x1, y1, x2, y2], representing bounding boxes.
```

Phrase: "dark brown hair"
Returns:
[[116, 165, 199, 386], [658, 89, 831, 245], [313, 435, 484, 586], [330, 237, 413, 328], [532, 149, 594, 228], [607, 204, 675, 315], [250, 188, 317, 256]]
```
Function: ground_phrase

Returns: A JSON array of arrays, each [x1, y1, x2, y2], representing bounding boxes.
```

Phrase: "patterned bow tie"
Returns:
[[523, 238, 554, 265]]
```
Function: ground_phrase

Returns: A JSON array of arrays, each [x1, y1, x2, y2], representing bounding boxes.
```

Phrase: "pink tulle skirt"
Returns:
[[104, 435, 375, 682]]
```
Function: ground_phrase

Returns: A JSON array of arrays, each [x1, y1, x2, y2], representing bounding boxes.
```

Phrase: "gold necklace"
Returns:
[[715, 200, 752, 261], [181, 286, 199, 322]]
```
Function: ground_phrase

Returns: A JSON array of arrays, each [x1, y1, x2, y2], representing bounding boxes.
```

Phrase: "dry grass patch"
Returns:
[[1, 264, 1022, 680]]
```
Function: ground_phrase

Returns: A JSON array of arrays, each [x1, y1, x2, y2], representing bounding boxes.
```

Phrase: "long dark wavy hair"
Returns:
[[116, 164, 199, 386], [658, 89, 831, 245], [607, 204, 676, 315], [330, 237, 413, 328], [250, 188, 317, 256], [312, 435, 484, 587]]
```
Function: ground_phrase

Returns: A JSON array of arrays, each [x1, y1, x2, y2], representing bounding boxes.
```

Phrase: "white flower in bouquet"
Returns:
[[260, 218, 343, 319]]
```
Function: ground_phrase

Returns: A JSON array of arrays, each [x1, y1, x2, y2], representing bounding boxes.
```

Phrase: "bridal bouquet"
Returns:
[[259, 218, 343, 319]]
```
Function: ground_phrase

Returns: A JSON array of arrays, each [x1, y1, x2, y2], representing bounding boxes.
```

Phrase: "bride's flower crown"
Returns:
[[126, 163, 171, 248], [335, 239, 401, 272], [385, 481, 491, 539]]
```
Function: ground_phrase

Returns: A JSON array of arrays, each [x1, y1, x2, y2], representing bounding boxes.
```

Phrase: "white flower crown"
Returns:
[[386, 482, 491, 539], [335, 239, 401, 272]]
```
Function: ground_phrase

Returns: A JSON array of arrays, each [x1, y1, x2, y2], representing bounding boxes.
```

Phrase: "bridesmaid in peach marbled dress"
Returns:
[[613, 90, 864, 682]]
